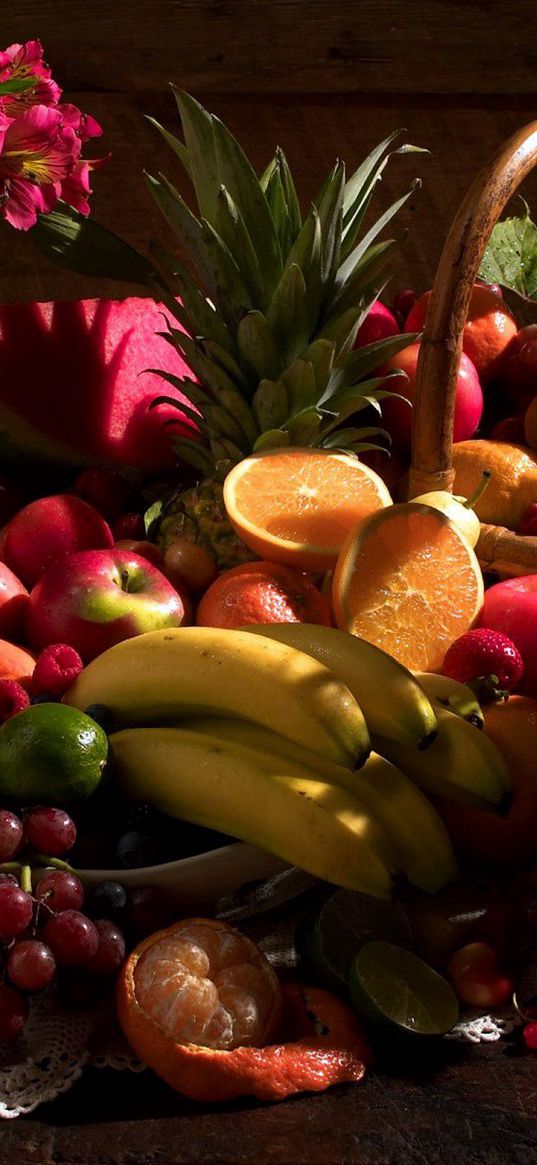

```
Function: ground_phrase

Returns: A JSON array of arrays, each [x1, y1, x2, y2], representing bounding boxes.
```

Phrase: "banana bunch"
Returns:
[[65, 623, 510, 899]]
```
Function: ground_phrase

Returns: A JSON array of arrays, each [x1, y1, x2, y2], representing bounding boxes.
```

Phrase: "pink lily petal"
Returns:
[[0, 175, 49, 230], [60, 103, 103, 141], [60, 159, 92, 215]]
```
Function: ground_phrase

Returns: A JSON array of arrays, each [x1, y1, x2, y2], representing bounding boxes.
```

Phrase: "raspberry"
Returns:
[[518, 504, 537, 537], [0, 680, 30, 724], [32, 644, 83, 698], [442, 628, 524, 692], [112, 512, 146, 541]]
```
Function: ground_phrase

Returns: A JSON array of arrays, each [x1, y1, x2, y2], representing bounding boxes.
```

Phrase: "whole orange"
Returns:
[[435, 696, 537, 867], [195, 561, 332, 629], [405, 284, 517, 384]]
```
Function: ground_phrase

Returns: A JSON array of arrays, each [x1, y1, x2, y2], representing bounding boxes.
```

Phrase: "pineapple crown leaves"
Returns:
[[143, 93, 425, 471], [31, 92, 426, 475]]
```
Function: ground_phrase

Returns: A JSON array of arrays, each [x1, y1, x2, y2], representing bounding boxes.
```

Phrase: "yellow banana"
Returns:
[[373, 705, 511, 807], [242, 623, 437, 749], [109, 726, 396, 899], [65, 626, 369, 770], [414, 672, 484, 730], [183, 715, 457, 894]]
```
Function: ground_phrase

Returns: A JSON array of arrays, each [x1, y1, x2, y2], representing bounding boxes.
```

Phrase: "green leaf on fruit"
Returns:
[[144, 499, 164, 539], [33, 205, 156, 285], [479, 204, 537, 300]]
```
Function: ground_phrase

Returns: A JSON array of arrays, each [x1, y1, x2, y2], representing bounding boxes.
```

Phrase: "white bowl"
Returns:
[[78, 843, 315, 918]]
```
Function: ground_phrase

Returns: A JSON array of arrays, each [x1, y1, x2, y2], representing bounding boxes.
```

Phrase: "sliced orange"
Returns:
[[332, 503, 484, 672], [223, 447, 392, 572]]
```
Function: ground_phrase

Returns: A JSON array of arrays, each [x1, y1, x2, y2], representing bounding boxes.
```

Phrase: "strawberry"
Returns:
[[518, 503, 537, 537], [442, 627, 524, 693]]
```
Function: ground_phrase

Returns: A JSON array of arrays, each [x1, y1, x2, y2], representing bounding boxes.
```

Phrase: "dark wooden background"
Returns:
[[3, 1, 537, 304]]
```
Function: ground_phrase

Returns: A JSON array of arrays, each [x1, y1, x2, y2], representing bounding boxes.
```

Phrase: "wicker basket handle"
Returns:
[[409, 119, 537, 499]]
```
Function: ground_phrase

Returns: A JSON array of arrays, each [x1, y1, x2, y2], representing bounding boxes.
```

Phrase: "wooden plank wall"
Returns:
[[2, 1, 537, 303]]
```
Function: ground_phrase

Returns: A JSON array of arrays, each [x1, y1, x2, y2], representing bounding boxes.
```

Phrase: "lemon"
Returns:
[[452, 440, 537, 530], [0, 704, 108, 804], [349, 940, 459, 1039]]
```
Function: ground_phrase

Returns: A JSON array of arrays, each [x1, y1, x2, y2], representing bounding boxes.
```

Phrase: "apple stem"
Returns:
[[121, 568, 131, 592], [464, 470, 492, 510]]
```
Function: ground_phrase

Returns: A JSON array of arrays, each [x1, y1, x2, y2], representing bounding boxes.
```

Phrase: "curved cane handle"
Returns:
[[409, 120, 537, 498]]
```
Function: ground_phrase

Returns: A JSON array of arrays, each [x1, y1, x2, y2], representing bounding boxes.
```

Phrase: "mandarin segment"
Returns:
[[223, 448, 392, 571], [130, 919, 282, 1053], [332, 504, 484, 672]]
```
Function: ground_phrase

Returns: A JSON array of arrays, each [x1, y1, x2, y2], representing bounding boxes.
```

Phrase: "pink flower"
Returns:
[[0, 104, 80, 230], [0, 40, 61, 118]]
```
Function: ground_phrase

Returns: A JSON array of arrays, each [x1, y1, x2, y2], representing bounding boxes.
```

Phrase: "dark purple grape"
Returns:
[[41, 910, 98, 966], [24, 807, 76, 856], [7, 939, 56, 992], [0, 882, 33, 940], [35, 870, 84, 913], [0, 809, 23, 861], [86, 920, 126, 976]]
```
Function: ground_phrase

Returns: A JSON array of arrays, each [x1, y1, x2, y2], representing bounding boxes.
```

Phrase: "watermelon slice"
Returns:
[[0, 297, 197, 472]]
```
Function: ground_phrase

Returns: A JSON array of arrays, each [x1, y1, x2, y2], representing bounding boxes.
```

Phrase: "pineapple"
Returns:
[[143, 93, 423, 567]]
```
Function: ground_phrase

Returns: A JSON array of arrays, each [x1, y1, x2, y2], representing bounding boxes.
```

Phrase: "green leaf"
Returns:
[[218, 389, 259, 444], [172, 89, 220, 223], [328, 238, 398, 318], [204, 404, 248, 447], [144, 498, 165, 538], [479, 205, 537, 300], [162, 326, 240, 395], [145, 116, 193, 180], [237, 311, 280, 382], [150, 249, 235, 354], [253, 429, 291, 451], [281, 359, 317, 414], [211, 112, 282, 287], [337, 181, 420, 287], [276, 147, 302, 242], [303, 338, 336, 394], [329, 332, 419, 392], [342, 131, 402, 247], [251, 378, 289, 430], [200, 219, 253, 330], [215, 186, 268, 309], [144, 173, 215, 295], [147, 394, 206, 431], [32, 206, 155, 285], [171, 437, 215, 477], [314, 160, 345, 287], [287, 408, 325, 444], [201, 338, 250, 390], [145, 370, 215, 408], [263, 164, 293, 257], [266, 264, 310, 363], [320, 426, 391, 448]]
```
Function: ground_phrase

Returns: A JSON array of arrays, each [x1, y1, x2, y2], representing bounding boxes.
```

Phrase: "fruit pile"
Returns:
[[3, 72, 537, 1107]]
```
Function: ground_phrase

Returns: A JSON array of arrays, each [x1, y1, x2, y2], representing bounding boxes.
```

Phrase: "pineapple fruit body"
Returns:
[[159, 480, 255, 571]]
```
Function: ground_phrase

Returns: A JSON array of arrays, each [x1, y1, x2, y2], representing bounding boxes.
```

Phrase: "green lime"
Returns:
[[349, 940, 459, 1039], [295, 889, 413, 992], [0, 703, 109, 804]]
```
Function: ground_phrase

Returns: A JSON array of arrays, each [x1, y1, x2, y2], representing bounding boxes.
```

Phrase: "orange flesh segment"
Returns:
[[333, 506, 483, 672], [226, 450, 391, 555], [133, 923, 278, 1050]]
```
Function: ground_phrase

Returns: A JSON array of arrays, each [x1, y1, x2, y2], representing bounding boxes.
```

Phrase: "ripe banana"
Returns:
[[182, 714, 457, 895], [414, 672, 484, 730], [65, 626, 370, 770], [242, 623, 437, 749], [373, 705, 511, 807], [109, 726, 397, 899]]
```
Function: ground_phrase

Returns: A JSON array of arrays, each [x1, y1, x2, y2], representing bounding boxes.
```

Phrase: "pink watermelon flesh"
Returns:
[[0, 297, 198, 471]]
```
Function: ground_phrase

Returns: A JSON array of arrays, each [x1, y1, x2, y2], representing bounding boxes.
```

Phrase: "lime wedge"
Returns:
[[296, 889, 412, 992], [349, 940, 459, 1038]]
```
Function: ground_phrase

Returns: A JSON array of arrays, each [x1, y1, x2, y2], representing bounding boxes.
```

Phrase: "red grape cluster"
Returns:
[[0, 806, 126, 1042]]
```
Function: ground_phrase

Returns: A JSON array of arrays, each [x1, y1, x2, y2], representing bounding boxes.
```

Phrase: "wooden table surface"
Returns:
[[5, 1039, 537, 1165]]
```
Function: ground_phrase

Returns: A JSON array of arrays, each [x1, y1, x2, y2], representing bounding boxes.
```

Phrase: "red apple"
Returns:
[[0, 563, 29, 642], [3, 495, 114, 588], [478, 575, 537, 698], [380, 341, 483, 453], [354, 301, 400, 347], [26, 549, 187, 662], [494, 324, 537, 412]]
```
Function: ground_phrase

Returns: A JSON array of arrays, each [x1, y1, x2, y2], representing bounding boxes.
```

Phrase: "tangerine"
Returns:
[[332, 502, 483, 672], [195, 561, 331, 629], [405, 284, 517, 384], [223, 448, 392, 572]]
